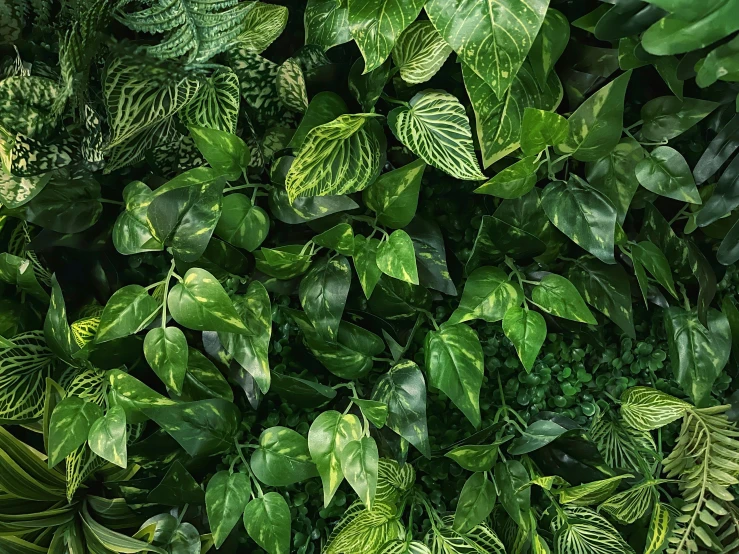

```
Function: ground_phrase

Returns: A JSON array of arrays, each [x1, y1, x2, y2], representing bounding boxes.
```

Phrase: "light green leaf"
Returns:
[[619, 387, 690, 431], [449, 266, 523, 324], [96, 285, 158, 344], [532, 274, 597, 325], [353, 235, 383, 299], [425, 0, 549, 98], [503, 307, 547, 372], [559, 475, 633, 506], [635, 146, 701, 204], [640, 96, 719, 142], [644, 503, 675, 554], [314, 223, 355, 255], [392, 21, 452, 85], [206, 471, 250, 548], [353, 398, 388, 429], [107, 369, 176, 424], [364, 159, 425, 229], [285, 114, 385, 202], [88, 405, 127, 468], [168, 268, 248, 335], [555, 71, 632, 162], [243, 492, 291, 554], [276, 58, 308, 112], [144, 327, 188, 393], [299, 256, 352, 341], [445, 444, 500, 472], [599, 479, 661, 524], [309, 411, 363, 507], [0, 170, 51, 208], [48, 397, 102, 468], [305, 0, 352, 51], [425, 323, 484, 428], [474, 157, 541, 199], [340, 436, 379, 509], [376, 230, 419, 285], [495, 460, 531, 530], [215, 193, 269, 252], [696, 35, 739, 88], [255, 245, 313, 280], [454, 472, 496, 534], [520, 108, 569, 156], [251, 426, 318, 486], [553, 507, 635, 554], [236, 2, 288, 53], [387, 90, 485, 180], [463, 61, 562, 168], [181, 68, 240, 134], [348, 0, 425, 73], [289, 92, 348, 150]]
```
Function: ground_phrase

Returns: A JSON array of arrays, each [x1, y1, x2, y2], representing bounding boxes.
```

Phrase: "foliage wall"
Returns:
[[1, 0, 739, 553]]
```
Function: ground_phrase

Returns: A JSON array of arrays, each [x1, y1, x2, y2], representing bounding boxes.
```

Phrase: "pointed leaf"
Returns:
[[503, 307, 547, 372], [88, 405, 127, 468], [144, 327, 188, 394]]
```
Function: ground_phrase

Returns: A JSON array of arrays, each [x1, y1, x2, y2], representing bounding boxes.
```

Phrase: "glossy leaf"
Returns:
[[640, 96, 719, 142], [454, 472, 496, 534], [48, 397, 102, 468], [392, 21, 452, 85], [206, 471, 250, 548], [251, 426, 318, 486], [503, 307, 547, 372], [340, 436, 379, 509], [520, 108, 569, 156], [189, 125, 249, 180], [364, 159, 425, 229], [144, 327, 188, 394], [532, 274, 597, 325], [635, 146, 701, 204], [299, 256, 352, 341], [215, 193, 269, 252], [88, 405, 127, 468], [243, 492, 291, 554], [376, 230, 419, 285], [449, 267, 523, 325]]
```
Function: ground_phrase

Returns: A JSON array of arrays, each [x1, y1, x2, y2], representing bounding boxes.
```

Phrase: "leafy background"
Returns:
[[1, 0, 739, 553]]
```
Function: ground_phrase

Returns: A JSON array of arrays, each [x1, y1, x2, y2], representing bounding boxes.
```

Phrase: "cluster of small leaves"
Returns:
[[1, 0, 739, 554]]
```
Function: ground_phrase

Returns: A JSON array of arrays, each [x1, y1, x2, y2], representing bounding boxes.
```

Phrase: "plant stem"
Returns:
[[161, 259, 176, 328]]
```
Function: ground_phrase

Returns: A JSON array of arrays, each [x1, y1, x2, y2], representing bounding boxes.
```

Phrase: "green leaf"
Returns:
[[529, 9, 570, 84], [387, 90, 485, 180], [568, 257, 635, 338], [143, 399, 241, 457], [559, 474, 633, 506], [406, 217, 457, 295], [168, 268, 248, 335], [555, 71, 632, 162], [113, 182, 164, 255], [585, 138, 645, 225], [255, 245, 313, 279], [286, 114, 384, 203], [696, 35, 739, 88], [425, 0, 548, 98], [640, 96, 719, 142], [644, 503, 675, 554], [392, 21, 452, 85], [372, 360, 431, 457], [474, 157, 541, 199], [553, 507, 635, 554], [206, 471, 250, 548], [463, 61, 562, 168], [599, 479, 662, 524], [352, 236, 382, 299], [305, 0, 351, 51], [276, 57, 308, 113], [376, 230, 419, 285], [520, 108, 569, 156], [635, 146, 701, 204], [507, 419, 570, 455], [340, 436, 379, 509], [48, 397, 102, 468], [664, 307, 731, 407], [88, 405, 127, 469], [718, 218, 739, 266], [503, 307, 547, 372], [308, 411, 363, 507], [299, 256, 352, 341], [0, 253, 48, 303], [542, 176, 618, 264], [619, 387, 690, 431], [143, 327, 188, 394], [454, 472, 496, 534], [532, 274, 597, 325], [290, 92, 348, 150], [251, 426, 318, 486], [0, 170, 51, 208], [183, 347, 233, 402], [353, 399, 388, 429], [313, 224, 355, 256], [214, 193, 269, 252], [449, 267, 523, 325], [364, 159, 425, 229], [631, 241, 678, 299], [44, 275, 78, 365], [347, 0, 425, 73], [96, 285, 159, 344], [189, 125, 249, 181], [243, 492, 291, 554], [181, 68, 240, 134], [445, 444, 500, 472], [495, 460, 531, 530], [424, 323, 484, 428], [107, 369, 176, 425], [236, 2, 288, 53], [348, 58, 393, 112]]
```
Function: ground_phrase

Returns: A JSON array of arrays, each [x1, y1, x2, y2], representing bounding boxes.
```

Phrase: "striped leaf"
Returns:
[[325, 502, 402, 554], [392, 21, 452, 85], [552, 507, 636, 554], [71, 316, 100, 348], [236, 2, 288, 53], [388, 90, 485, 181], [379, 541, 431, 554], [348, 0, 426, 73], [180, 68, 240, 134], [286, 113, 385, 203], [463, 60, 562, 168], [559, 474, 633, 506], [425, 0, 549, 98], [424, 323, 484, 428], [619, 387, 690, 431], [305, 0, 352, 51], [377, 458, 416, 504], [644, 503, 674, 554], [426, 516, 506, 554], [599, 479, 665, 524], [590, 411, 657, 472]]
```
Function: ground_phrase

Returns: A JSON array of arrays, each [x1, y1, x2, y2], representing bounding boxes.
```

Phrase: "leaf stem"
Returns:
[[235, 439, 263, 497], [100, 198, 124, 206], [161, 259, 176, 328]]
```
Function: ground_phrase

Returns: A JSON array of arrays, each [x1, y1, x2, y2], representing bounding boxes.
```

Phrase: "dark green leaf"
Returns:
[[299, 256, 352, 341], [635, 146, 701, 204], [96, 285, 158, 344], [640, 96, 719, 142], [215, 193, 269, 252], [503, 307, 547, 372], [364, 159, 425, 229], [454, 472, 496, 534]]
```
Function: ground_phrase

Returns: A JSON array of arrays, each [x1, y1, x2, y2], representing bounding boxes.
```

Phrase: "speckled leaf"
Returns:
[[276, 58, 308, 113], [309, 411, 363, 507], [474, 157, 541, 199], [532, 274, 597, 325], [305, 0, 351, 51], [388, 90, 485, 180], [347, 0, 425, 73], [44, 275, 79, 365], [48, 397, 102, 467], [96, 285, 159, 344], [353, 399, 388, 428], [425, 0, 549, 98], [0, 170, 51, 208], [463, 61, 562, 168], [392, 21, 452, 85], [299, 256, 352, 341], [635, 146, 701, 204], [503, 307, 547, 372], [230, 49, 282, 124], [520, 108, 569, 156], [377, 230, 419, 285], [445, 444, 500, 472], [640, 96, 719, 142], [495, 460, 531, 529], [454, 472, 496, 534], [237, 2, 288, 53], [113, 181, 164, 255], [215, 193, 269, 252], [206, 471, 251, 548], [189, 125, 249, 181], [144, 327, 188, 393], [183, 347, 233, 402], [340, 436, 379, 509], [372, 360, 431, 457], [555, 71, 632, 162], [664, 307, 731, 407], [425, 323, 484, 428], [529, 9, 570, 84], [541, 176, 618, 264], [255, 245, 313, 279], [314, 223, 355, 255], [286, 114, 384, 202], [353, 235, 383, 299], [449, 266, 523, 324], [364, 159, 425, 229], [243, 492, 290, 554], [251, 426, 318, 486], [88, 405, 127, 468]]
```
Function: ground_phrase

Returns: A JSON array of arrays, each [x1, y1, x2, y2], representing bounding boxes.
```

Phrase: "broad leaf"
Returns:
[[48, 397, 102, 468], [445, 444, 500, 472], [640, 96, 719, 142], [376, 230, 419, 285], [88, 405, 127, 468], [503, 307, 547, 372], [299, 256, 352, 341], [189, 125, 249, 181], [635, 146, 701, 204], [353, 235, 383, 299], [144, 327, 188, 393], [495, 460, 531, 530], [305, 0, 352, 51], [392, 21, 452, 85], [251, 426, 318, 486], [340, 436, 379, 509], [449, 267, 523, 324], [206, 471, 250, 548], [520, 108, 569, 156], [96, 285, 158, 344], [532, 274, 597, 325], [243, 492, 291, 554], [474, 157, 541, 199], [454, 472, 496, 534], [314, 224, 355, 255], [364, 159, 425, 229]]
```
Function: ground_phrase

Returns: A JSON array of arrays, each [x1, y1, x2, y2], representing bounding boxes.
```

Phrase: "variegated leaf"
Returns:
[[425, 516, 506, 554], [230, 49, 282, 124], [276, 58, 309, 112], [392, 21, 452, 85], [0, 169, 51, 208], [552, 507, 636, 554], [644, 503, 674, 554], [236, 2, 288, 53], [619, 387, 690, 431], [325, 502, 403, 554], [599, 479, 664, 524], [559, 474, 633, 506], [305, 0, 352, 51], [180, 67, 240, 133]]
